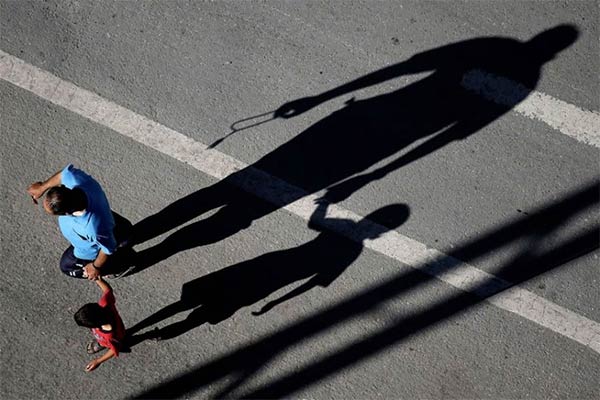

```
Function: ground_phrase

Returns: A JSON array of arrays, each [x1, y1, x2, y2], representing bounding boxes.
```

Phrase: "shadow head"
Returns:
[[359, 203, 410, 240], [525, 24, 579, 62]]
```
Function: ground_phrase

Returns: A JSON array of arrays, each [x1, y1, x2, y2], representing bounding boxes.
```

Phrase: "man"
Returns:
[[27, 164, 132, 280]]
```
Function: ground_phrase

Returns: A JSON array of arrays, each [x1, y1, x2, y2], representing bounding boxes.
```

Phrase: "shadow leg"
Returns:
[[127, 300, 188, 335]]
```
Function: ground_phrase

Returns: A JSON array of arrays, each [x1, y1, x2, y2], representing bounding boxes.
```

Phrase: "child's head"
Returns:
[[74, 303, 112, 328]]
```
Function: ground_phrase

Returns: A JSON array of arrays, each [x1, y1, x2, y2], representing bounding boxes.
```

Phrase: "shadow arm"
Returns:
[[276, 53, 438, 118], [252, 278, 320, 316], [325, 106, 503, 203], [307, 198, 330, 230]]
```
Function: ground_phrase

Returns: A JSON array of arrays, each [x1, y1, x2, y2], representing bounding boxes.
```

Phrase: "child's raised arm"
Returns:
[[94, 276, 112, 294]]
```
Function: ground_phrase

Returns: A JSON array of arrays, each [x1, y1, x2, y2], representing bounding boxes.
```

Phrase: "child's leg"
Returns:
[[87, 340, 106, 354]]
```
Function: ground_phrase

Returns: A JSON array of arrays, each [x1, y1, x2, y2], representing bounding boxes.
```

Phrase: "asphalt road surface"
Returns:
[[1, 1, 598, 399]]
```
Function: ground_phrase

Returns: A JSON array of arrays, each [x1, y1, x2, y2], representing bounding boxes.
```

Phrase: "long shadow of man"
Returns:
[[131, 25, 578, 270], [128, 201, 409, 341]]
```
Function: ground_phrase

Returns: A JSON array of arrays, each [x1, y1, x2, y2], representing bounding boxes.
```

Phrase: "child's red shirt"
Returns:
[[91, 290, 126, 356]]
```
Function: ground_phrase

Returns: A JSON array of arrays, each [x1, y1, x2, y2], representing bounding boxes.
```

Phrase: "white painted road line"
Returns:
[[1, 49, 599, 353], [462, 69, 600, 148]]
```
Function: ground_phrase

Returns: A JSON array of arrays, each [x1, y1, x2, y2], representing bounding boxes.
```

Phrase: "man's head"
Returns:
[[74, 303, 112, 329], [43, 186, 86, 215]]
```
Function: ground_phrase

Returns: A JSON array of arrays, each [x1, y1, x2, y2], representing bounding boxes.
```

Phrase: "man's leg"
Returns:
[[100, 211, 137, 278], [102, 246, 137, 278], [59, 246, 91, 278], [112, 211, 133, 248]]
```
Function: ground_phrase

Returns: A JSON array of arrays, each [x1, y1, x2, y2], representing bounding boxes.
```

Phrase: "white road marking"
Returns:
[[462, 69, 600, 148], [1, 49, 598, 353]]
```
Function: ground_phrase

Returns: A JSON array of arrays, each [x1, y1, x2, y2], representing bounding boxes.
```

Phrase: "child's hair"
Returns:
[[74, 303, 112, 328]]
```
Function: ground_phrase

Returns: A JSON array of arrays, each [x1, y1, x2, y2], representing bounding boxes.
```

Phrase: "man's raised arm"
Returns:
[[27, 169, 63, 204]]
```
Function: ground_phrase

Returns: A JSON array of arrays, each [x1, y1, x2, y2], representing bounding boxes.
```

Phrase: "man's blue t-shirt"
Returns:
[[58, 164, 116, 260]]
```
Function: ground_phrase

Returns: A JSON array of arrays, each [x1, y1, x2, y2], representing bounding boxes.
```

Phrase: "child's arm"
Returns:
[[85, 348, 116, 372], [94, 276, 112, 293]]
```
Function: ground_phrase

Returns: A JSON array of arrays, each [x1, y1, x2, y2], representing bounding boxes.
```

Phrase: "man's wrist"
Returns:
[[92, 262, 101, 270]]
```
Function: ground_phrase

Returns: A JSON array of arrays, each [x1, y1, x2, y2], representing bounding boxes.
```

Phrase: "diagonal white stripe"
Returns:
[[1, 49, 598, 353], [462, 69, 600, 148]]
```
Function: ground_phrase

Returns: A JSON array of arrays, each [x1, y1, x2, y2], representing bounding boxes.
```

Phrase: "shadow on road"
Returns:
[[118, 25, 592, 398], [127, 201, 409, 341], [129, 25, 579, 272], [132, 181, 599, 399]]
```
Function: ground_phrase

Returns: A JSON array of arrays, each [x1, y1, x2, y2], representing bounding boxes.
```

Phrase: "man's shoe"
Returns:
[[105, 265, 136, 280]]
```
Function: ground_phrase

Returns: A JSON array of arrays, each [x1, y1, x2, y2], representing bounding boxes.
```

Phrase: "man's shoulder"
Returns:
[[86, 202, 115, 228], [62, 164, 97, 189]]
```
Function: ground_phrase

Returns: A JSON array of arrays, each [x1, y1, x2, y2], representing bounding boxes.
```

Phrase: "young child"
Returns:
[[74, 276, 126, 372]]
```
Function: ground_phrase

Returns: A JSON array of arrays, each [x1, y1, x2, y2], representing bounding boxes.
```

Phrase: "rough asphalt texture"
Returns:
[[1, 1, 598, 399]]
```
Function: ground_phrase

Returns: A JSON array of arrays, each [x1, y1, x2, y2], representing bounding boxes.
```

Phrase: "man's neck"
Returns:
[[71, 188, 88, 215]]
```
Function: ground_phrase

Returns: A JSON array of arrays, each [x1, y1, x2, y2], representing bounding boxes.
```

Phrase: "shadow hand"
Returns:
[[324, 174, 372, 203], [251, 304, 272, 316], [275, 96, 322, 118]]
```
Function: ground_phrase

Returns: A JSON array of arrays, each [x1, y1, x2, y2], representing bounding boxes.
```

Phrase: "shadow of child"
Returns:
[[128, 199, 409, 342]]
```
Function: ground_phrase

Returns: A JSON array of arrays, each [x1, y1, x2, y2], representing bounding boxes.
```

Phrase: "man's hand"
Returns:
[[27, 182, 46, 204], [85, 358, 102, 372], [84, 263, 100, 281], [27, 170, 63, 205]]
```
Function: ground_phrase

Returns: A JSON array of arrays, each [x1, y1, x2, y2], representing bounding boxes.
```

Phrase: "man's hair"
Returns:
[[45, 185, 77, 215], [74, 303, 112, 328]]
